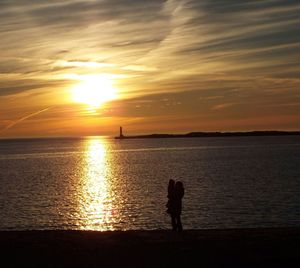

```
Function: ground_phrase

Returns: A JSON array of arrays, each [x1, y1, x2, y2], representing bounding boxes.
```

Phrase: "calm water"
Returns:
[[0, 136, 299, 231]]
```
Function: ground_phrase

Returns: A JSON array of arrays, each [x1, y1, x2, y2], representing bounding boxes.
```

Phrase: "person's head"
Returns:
[[174, 181, 184, 198], [175, 181, 184, 190], [168, 179, 175, 187]]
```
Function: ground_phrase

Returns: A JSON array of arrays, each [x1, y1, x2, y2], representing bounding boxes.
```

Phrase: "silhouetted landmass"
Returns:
[[115, 131, 300, 139], [0, 228, 299, 268]]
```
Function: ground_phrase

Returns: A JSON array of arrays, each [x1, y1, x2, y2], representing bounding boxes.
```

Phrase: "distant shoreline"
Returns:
[[115, 130, 300, 139], [0, 131, 299, 141]]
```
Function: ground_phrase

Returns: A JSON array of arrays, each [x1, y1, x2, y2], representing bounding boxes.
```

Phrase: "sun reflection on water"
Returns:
[[78, 137, 118, 230]]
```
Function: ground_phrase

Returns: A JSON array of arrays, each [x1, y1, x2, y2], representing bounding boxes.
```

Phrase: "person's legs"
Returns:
[[176, 215, 182, 232], [171, 215, 177, 231]]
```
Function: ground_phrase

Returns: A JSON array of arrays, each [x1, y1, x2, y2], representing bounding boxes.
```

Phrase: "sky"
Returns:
[[0, 0, 299, 138]]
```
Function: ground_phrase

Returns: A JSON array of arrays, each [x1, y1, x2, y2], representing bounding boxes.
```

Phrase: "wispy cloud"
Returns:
[[0, 107, 51, 134], [211, 103, 235, 110]]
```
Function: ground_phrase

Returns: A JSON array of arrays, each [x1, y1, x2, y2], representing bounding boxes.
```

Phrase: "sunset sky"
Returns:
[[0, 0, 299, 138]]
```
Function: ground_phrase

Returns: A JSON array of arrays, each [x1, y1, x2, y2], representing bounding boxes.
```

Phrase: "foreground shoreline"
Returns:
[[1, 227, 299, 267]]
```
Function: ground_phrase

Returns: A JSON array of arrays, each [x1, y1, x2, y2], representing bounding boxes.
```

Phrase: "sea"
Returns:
[[0, 135, 299, 231]]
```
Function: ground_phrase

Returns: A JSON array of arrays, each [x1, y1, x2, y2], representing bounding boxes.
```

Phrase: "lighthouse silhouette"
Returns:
[[119, 126, 124, 138]]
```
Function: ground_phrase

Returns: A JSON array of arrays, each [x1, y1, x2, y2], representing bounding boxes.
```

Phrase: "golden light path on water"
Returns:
[[78, 137, 120, 231]]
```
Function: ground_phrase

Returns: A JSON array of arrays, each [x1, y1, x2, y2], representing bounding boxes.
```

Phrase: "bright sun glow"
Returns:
[[71, 74, 117, 108]]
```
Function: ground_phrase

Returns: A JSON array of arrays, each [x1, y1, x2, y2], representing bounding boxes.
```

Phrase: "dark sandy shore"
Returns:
[[1, 228, 299, 268]]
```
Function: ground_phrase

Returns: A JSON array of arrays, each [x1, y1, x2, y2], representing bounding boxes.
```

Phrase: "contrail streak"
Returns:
[[1, 107, 51, 134]]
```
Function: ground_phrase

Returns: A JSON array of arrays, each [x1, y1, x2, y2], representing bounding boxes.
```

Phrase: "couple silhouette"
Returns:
[[166, 179, 184, 232]]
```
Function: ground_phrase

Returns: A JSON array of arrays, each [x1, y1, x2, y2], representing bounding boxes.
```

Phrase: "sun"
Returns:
[[71, 74, 117, 108]]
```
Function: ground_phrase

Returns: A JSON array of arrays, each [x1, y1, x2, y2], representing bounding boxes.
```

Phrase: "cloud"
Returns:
[[2, 0, 299, 79], [211, 103, 235, 110], [122, 65, 158, 72], [55, 60, 114, 69], [0, 107, 51, 134]]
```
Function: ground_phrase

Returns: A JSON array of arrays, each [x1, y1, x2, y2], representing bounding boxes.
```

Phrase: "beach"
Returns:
[[1, 228, 299, 267]]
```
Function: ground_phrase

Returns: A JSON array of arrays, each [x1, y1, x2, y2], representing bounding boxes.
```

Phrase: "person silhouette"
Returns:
[[166, 179, 175, 215], [173, 181, 184, 232], [166, 180, 184, 232]]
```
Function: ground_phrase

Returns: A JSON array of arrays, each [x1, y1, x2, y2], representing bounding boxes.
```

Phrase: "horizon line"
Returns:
[[1, 130, 300, 141]]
